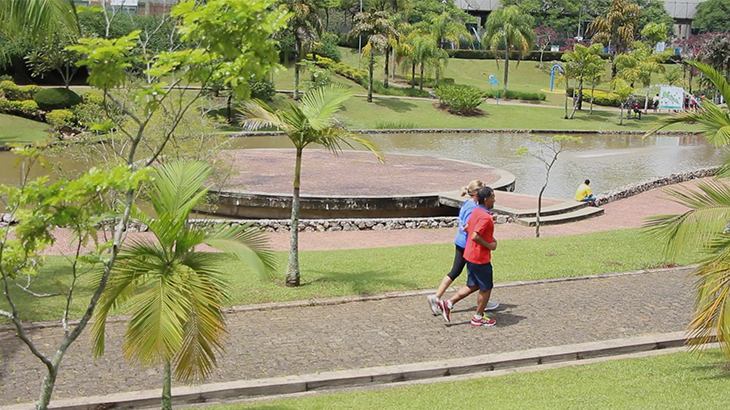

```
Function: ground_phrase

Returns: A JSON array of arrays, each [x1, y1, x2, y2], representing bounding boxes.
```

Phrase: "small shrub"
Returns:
[[0, 74, 12, 82], [34, 87, 82, 111], [248, 78, 276, 101], [303, 66, 332, 91], [46, 109, 75, 129], [82, 91, 105, 105], [435, 84, 485, 115], [0, 98, 42, 120], [312, 33, 341, 62], [19, 85, 41, 99], [0, 80, 20, 100]]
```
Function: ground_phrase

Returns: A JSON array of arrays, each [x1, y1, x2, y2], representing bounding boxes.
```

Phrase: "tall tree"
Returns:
[[692, 0, 730, 33], [350, 10, 397, 102], [482, 5, 536, 94], [586, 0, 641, 77], [413, 34, 438, 91], [426, 11, 468, 83], [615, 41, 670, 112], [90, 161, 275, 410], [644, 60, 730, 361], [286, 0, 323, 100], [562, 43, 604, 119], [239, 86, 384, 286], [535, 25, 558, 69]]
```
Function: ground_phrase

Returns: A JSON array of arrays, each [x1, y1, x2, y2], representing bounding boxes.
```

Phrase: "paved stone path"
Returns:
[[0, 267, 693, 405], [0, 178, 708, 406]]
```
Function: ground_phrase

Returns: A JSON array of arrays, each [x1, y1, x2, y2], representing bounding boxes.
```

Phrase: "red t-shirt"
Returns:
[[463, 207, 494, 264]]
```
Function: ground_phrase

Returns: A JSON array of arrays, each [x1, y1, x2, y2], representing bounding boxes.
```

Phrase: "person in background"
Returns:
[[653, 94, 660, 113]]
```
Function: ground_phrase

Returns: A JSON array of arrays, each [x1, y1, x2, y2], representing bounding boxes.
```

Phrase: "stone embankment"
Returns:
[[595, 167, 718, 206]]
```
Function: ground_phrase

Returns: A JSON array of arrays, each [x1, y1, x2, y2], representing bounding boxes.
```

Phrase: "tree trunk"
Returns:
[[536, 185, 546, 238], [619, 104, 624, 125], [435, 64, 440, 85], [590, 84, 595, 114], [503, 42, 510, 95], [161, 361, 172, 410], [294, 38, 301, 100], [644, 88, 650, 114], [384, 46, 390, 88], [564, 87, 569, 119], [226, 93, 232, 123], [419, 63, 424, 91], [411, 63, 416, 88], [35, 363, 58, 410], [368, 47, 374, 103], [286, 147, 303, 286], [569, 79, 582, 119]]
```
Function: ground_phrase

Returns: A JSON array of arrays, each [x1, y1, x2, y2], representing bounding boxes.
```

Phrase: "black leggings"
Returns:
[[447, 245, 467, 280]]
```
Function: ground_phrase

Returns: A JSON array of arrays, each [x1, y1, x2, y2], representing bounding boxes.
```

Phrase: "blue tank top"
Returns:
[[454, 199, 477, 248]]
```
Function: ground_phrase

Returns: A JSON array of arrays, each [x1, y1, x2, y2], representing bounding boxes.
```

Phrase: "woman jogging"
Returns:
[[427, 180, 499, 315]]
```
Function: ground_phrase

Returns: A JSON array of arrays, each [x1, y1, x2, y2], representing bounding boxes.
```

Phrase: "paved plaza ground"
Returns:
[[0, 177, 707, 406]]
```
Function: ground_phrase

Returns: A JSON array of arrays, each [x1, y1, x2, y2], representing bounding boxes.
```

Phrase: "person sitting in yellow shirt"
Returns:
[[575, 179, 598, 206]]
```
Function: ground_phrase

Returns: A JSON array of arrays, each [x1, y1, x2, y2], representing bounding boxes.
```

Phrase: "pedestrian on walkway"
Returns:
[[427, 181, 499, 315], [439, 187, 499, 327]]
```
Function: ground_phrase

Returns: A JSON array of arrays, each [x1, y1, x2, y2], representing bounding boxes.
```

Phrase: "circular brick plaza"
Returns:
[[219, 149, 514, 196]]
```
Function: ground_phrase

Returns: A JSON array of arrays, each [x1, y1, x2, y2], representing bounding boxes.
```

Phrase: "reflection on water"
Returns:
[[0, 133, 723, 199], [228, 133, 725, 198]]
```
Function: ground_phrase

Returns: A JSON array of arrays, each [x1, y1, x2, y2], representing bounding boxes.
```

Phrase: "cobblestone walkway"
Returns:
[[0, 268, 693, 405]]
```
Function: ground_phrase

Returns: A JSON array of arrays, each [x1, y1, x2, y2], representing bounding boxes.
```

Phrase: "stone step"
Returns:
[[496, 200, 591, 218], [516, 206, 605, 226]]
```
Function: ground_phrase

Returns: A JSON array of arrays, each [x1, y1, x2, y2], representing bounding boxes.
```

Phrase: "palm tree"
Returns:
[[562, 43, 604, 119], [611, 77, 634, 126], [586, 0, 641, 78], [482, 6, 535, 95], [615, 41, 669, 112], [90, 161, 276, 410], [413, 34, 438, 91], [644, 60, 730, 360], [427, 12, 469, 83], [350, 10, 398, 103], [286, 0, 323, 100], [239, 85, 384, 286]]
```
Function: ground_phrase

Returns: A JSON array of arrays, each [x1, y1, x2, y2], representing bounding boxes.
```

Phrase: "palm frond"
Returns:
[[686, 60, 730, 105], [686, 247, 730, 358], [203, 224, 277, 279], [299, 85, 354, 131], [643, 180, 730, 259], [238, 99, 289, 132]]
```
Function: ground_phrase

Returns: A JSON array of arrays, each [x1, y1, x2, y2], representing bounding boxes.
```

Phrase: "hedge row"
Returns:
[[566, 87, 649, 107]]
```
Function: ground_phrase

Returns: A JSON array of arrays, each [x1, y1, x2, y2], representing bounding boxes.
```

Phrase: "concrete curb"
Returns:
[[1, 265, 696, 332], [0, 331, 713, 410]]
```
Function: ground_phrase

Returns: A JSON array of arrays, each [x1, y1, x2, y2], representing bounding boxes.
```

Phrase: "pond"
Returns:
[[0, 132, 723, 200], [228, 132, 724, 199]]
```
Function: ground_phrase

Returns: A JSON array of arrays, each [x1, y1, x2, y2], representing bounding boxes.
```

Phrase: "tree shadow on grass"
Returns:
[[303, 269, 417, 296], [372, 98, 418, 113]]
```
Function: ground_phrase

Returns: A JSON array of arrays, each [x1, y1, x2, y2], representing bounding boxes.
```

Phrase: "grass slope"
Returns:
[[1, 228, 695, 323], [338, 96, 694, 131], [213, 350, 730, 410], [0, 114, 50, 144]]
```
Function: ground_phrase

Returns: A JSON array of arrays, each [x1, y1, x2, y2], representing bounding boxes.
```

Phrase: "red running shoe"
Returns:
[[438, 300, 451, 322], [471, 316, 496, 326]]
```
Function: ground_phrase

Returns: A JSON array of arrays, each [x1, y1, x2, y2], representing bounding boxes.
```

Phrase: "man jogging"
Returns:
[[439, 186, 498, 326]]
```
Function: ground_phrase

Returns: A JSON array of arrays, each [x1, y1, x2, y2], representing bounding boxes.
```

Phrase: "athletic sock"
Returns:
[[447, 300, 454, 309], [473, 314, 482, 320]]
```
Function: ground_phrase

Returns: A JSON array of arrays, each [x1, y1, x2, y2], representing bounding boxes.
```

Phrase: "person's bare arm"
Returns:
[[471, 231, 497, 250]]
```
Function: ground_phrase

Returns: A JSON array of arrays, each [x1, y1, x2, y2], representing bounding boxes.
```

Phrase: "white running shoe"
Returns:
[[485, 301, 499, 311], [427, 295, 441, 315]]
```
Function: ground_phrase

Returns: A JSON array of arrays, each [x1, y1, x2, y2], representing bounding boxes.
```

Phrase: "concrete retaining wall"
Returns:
[[595, 167, 719, 206]]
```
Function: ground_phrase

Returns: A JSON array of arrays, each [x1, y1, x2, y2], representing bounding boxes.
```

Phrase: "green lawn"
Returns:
[[211, 349, 730, 410], [2, 228, 695, 323], [338, 95, 694, 132], [0, 113, 51, 144]]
